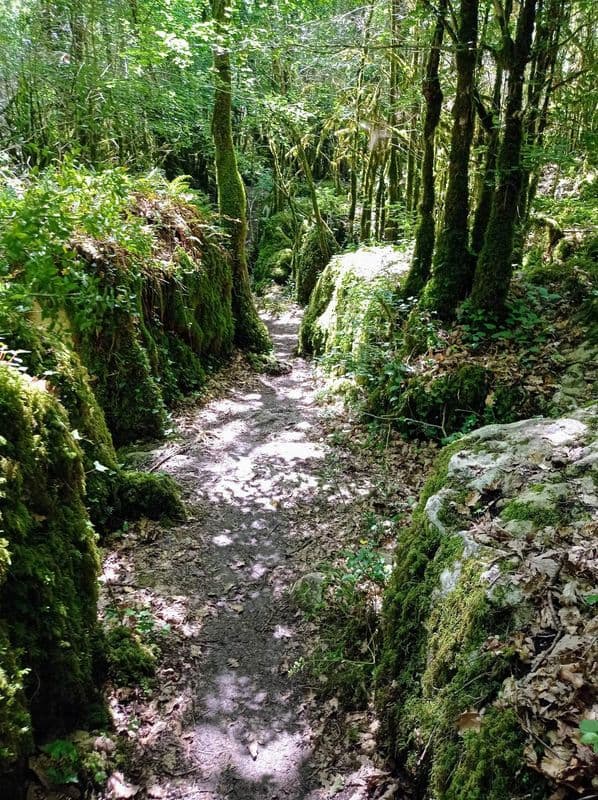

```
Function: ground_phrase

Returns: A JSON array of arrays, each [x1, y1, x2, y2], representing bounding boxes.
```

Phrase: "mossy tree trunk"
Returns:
[[470, 64, 503, 256], [403, 0, 447, 298], [404, 48, 421, 216], [512, 0, 564, 264], [424, 0, 479, 319], [348, 2, 375, 241], [360, 144, 382, 240], [385, 0, 403, 241], [470, 0, 538, 314], [211, 0, 270, 353]]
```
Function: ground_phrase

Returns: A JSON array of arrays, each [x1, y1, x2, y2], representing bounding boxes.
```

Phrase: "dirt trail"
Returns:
[[102, 305, 410, 800]]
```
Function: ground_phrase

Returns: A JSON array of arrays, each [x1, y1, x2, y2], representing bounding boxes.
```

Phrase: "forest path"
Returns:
[[102, 301, 417, 800]]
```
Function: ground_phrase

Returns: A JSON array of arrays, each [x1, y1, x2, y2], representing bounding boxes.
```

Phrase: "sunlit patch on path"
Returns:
[[100, 306, 352, 799]]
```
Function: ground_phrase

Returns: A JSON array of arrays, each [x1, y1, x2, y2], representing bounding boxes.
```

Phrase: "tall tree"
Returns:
[[385, 0, 404, 242], [471, 0, 538, 313], [211, 0, 270, 352], [403, 0, 447, 297], [424, 0, 479, 318]]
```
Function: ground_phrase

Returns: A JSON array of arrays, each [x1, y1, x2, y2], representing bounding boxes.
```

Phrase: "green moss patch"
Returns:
[[0, 364, 101, 772], [295, 225, 338, 306], [0, 306, 182, 532]]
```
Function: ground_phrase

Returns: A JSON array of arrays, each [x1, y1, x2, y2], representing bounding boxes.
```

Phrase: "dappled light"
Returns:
[[99, 309, 342, 798]]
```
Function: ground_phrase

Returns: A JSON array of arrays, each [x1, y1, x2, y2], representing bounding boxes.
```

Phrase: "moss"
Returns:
[[295, 225, 338, 306], [500, 500, 562, 528], [116, 471, 184, 523], [375, 439, 546, 798], [440, 708, 546, 800], [81, 311, 167, 446], [394, 364, 489, 439], [299, 247, 406, 364], [0, 307, 182, 532], [374, 441, 465, 747], [0, 625, 32, 772], [0, 364, 101, 769], [105, 626, 156, 686], [299, 258, 339, 355]]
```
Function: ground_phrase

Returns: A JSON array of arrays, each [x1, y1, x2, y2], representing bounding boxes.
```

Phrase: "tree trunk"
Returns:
[[425, 0, 479, 318], [512, 0, 563, 263], [470, 64, 503, 256], [348, 3, 375, 240], [403, 0, 447, 298], [385, 0, 404, 241], [211, 0, 270, 352], [360, 146, 381, 240], [470, 0, 538, 313]]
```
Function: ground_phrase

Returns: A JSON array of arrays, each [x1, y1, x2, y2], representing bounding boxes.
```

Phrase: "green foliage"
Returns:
[[253, 211, 296, 289], [0, 164, 234, 444], [0, 627, 32, 770], [458, 284, 559, 353], [579, 719, 598, 753], [40, 739, 80, 785], [297, 542, 388, 708]]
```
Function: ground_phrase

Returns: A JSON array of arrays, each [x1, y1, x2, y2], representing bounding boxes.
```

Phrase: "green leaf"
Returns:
[[579, 719, 598, 733]]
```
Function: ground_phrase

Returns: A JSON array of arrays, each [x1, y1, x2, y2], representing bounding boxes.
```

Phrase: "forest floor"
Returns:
[[100, 297, 436, 800]]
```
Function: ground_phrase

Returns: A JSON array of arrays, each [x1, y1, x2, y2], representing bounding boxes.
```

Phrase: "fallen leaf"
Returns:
[[456, 709, 483, 734]]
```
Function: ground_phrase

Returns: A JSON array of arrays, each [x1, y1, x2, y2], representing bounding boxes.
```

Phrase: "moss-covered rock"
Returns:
[[0, 167, 234, 446], [0, 364, 101, 780], [295, 224, 339, 306], [376, 405, 598, 799], [299, 245, 411, 360], [0, 307, 182, 532]]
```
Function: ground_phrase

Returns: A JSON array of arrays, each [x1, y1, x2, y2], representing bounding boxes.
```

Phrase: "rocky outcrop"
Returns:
[[376, 405, 598, 799], [0, 365, 100, 786], [299, 245, 410, 358]]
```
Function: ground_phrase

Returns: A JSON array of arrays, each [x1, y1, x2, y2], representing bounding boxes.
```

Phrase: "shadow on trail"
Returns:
[[104, 307, 366, 799]]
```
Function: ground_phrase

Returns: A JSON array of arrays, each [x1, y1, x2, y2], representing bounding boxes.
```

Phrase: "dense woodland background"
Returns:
[[0, 1, 596, 798]]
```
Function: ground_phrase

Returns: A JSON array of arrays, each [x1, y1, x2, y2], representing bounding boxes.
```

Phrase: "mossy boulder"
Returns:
[[0, 167, 234, 446], [376, 404, 598, 799], [0, 365, 101, 781], [0, 307, 182, 532], [299, 245, 411, 361], [295, 224, 339, 306]]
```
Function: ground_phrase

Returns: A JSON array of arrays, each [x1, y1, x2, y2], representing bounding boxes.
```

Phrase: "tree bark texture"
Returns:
[[403, 0, 447, 298], [471, 0, 537, 313], [425, 0, 479, 318], [211, 0, 270, 352]]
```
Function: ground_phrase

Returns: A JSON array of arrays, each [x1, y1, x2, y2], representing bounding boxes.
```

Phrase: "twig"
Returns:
[[149, 445, 187, 473]]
